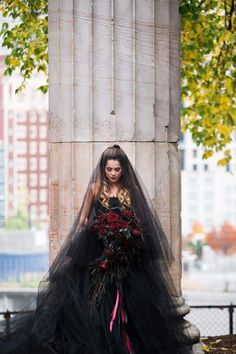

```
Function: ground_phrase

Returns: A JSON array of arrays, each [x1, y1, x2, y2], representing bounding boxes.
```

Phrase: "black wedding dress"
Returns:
[[0, 160, 194, 353]]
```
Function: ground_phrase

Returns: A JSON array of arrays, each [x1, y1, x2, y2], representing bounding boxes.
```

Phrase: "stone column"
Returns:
[[48, 0, 202, 351]]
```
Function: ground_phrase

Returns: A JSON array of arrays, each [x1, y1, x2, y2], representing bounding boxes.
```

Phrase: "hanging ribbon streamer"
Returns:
[[109, 288, 120, 332], [109, 287, 133, 354]]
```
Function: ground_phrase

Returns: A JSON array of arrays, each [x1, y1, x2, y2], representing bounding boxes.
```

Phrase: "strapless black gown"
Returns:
[[0, 197, 192, 354]]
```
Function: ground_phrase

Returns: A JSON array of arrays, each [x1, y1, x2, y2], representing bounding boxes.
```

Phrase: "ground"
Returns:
[[202, 335, 236, 353]]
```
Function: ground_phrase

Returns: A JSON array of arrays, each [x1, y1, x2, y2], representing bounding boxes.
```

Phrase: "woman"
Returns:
[[0, 145, 193, 354]]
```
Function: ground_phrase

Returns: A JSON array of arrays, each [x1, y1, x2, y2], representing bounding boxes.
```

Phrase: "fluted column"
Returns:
[[48, 1, 202, 351]]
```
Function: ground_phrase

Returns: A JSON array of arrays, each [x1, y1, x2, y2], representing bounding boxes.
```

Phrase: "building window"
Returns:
[[204, 164, 208, 171], [17, 158, 27, 171], [29, 126, 37, 139], [180, 149, 185, 170], [30, 205, 38, 218], [17, 125, 27, 139], [193, 149, 197, 158], [39, 189, 48, 203], [40, 173, 48, 187], [29, 142, 37, 155], [30, 173, 37, 187], [39, 142, 48, 155], [193, 164, 197, 171], [17, 142, 28, 154], [29, 157, 37, 171], [16, 111, 26, 122], [28, 111, 37, 123], [40, 204, 48, 217], [39, 157, 47, 170], [179, 132, 185, 142], [18, 173, 27, 186], [39, 126, 47, 139], [39, 111, 47, 123], [30, 189, 38, 203]]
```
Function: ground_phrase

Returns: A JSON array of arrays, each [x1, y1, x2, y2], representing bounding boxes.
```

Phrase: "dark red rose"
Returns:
[[99, 261, 109, 270], [110, 222, 119, 231], [107, 212, 119, 223], [120, 220, 129, 229], [121, 209, 130, 217], [132, 229, 141, 236], [98, 225, 106, 234], [98, 214, 105, 222], [121, 209, 134, 218], [104, 248, 113, 257]]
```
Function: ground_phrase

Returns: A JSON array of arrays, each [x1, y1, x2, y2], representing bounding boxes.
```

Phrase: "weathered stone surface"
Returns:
[[49, 0, 180, 144], [48, 1, 202, 350]]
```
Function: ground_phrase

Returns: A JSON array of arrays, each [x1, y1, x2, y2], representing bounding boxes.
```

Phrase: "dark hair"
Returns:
[[99, 145, 129, 185]]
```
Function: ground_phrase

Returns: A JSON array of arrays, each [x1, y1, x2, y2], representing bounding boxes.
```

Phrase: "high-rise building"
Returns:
[[179, 131, 236, 236], [0, 55, 6, 226], [1, 56, 49, 227]]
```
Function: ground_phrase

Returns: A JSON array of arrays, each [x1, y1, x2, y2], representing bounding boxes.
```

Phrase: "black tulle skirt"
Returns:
[[0, 225, 193, 354]]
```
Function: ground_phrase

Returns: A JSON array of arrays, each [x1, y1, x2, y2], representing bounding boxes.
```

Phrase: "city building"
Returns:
[[0, 55, 49, 227], [0, 55, 5, 226], [180, 131, 236, 236]]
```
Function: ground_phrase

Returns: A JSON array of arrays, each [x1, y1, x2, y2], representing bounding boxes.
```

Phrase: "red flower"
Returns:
[[120, 220, 129, 229], [98, 225, 106, 234], [99, 261, 109, 270], [132, 229, 141, 236], [107, 212, 119, 223], [121, 209, 134, 218], [110, 222, 119, 231], [104, 248, 113, 256], [98, 214, 105, 222]]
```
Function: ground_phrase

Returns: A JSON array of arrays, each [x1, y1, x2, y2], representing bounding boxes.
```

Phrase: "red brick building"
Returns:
[[1, 59, 49, 227]]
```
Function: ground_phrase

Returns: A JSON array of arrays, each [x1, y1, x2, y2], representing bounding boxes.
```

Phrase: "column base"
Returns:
[[174, 296, 204, 353]]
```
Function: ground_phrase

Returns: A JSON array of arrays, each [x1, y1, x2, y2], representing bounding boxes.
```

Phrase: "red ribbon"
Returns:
[[109, 288, 120, 333], [109, 287, 133, 354]]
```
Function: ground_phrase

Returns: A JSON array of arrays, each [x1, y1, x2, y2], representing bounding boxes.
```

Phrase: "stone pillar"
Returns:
[[48, 0, 202, 351]]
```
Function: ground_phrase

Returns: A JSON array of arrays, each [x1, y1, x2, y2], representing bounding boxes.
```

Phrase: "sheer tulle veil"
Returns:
[[0, 144, 190, 354], [48, 144, 175, 287]]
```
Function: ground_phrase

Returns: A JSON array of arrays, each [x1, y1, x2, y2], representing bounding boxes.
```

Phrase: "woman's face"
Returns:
[[105, 159, 122, 184]]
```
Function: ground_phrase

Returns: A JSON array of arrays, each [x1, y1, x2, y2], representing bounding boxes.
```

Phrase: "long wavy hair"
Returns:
[[95, 145, 131, 208]]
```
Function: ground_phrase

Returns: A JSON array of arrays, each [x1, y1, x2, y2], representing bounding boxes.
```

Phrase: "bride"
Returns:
[[0, 145, 193, 353]]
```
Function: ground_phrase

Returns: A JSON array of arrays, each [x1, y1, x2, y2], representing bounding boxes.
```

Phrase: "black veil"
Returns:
[[0, 145, 192, 354], [50, 144, 174, 275]]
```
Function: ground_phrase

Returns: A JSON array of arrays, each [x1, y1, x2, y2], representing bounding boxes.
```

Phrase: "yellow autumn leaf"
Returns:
[[225, 78, 232, 92], [202, 343, 210, 352], [202, 150, 214, 159], [217, 124, 231, 137], [9, 58, 20, 66], [219, 96, 230, 107], [217, 158, 229, 166]]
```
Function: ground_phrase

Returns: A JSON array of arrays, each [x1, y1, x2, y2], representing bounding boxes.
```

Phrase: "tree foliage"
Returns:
[[206, 221, 236, 255], [4, 210, 29, 230], [0, 0, 48, 93], [0, 0, 235, 163], [180, 0, 236, 165]]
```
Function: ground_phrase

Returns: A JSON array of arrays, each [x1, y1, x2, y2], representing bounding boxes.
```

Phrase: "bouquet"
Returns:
[[89, 205, 143, 306]]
